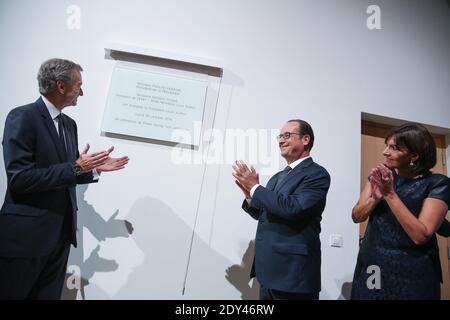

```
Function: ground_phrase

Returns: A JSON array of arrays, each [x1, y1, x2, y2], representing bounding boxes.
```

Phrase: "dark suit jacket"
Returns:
[[0, 97, 95, 258], [242, 157, 330, 294]]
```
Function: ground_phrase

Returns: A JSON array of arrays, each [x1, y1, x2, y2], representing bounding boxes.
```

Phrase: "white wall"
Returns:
[[0, 0, 449, 299]]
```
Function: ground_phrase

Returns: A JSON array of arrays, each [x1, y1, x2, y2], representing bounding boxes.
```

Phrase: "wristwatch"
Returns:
[[72, 163, 83, 176]]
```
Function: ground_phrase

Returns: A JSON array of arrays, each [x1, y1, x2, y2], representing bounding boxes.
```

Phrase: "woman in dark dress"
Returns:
[[351, 123, 450, 299]]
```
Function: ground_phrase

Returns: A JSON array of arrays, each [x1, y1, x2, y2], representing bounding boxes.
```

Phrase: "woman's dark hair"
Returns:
[[385, 123, 436, 176]]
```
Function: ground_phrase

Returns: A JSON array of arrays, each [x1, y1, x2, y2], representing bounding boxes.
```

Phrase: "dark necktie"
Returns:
[[275, 165, 292, 189], [56, 114, 68, 158]]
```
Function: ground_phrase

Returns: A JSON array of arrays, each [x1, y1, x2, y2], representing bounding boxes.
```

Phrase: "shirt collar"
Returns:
[[288, 156, 311, 170], [41, 95, 61, 120]]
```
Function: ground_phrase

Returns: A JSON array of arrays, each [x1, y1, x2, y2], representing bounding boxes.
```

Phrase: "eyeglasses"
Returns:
[[276, 132, 303, 141]]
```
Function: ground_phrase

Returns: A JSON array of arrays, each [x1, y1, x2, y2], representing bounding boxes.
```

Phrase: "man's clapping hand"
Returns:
[[96, 146, 129, 173], [75, 144, 112, 172]]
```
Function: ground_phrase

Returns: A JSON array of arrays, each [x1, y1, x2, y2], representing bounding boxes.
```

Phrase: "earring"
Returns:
[[409, 160, 414, 166]]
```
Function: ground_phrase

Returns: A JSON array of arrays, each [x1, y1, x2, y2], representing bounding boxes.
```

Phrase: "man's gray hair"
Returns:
[[37, 58, 83, 95]]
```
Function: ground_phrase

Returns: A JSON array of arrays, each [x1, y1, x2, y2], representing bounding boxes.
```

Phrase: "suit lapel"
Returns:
[[274, 157, 313, 191], [36, 97, 66, 162]]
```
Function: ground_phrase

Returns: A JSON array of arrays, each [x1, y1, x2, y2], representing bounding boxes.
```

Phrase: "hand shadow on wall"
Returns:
[[225, 240, 260, 300], [61, 184, 134, 300], [114, 196, 236, 299]]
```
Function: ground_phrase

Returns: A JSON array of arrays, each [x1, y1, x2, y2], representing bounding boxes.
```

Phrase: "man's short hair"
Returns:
[[288, 119, 315, 151], [37, 58, 83, 95]]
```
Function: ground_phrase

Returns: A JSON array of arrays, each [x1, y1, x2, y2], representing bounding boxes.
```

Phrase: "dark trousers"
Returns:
[[260, 285, 319, 300], [0, 243, 70, 300]]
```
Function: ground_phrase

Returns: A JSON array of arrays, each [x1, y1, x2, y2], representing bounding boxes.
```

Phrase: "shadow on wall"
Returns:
[[61, 191, 258, 299], [58, 186, 352, 300], [113, 196, 247, 299], [225, 240, 260, 300], [319, 276, 353, 300], [225, 241, 354, 300], [337, 278, 353, 300], [112, 196, 192, 299], [61, 184, 134, 300]]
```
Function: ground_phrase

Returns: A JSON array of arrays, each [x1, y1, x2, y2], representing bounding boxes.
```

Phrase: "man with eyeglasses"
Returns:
[[233, 119, 330, 300]]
